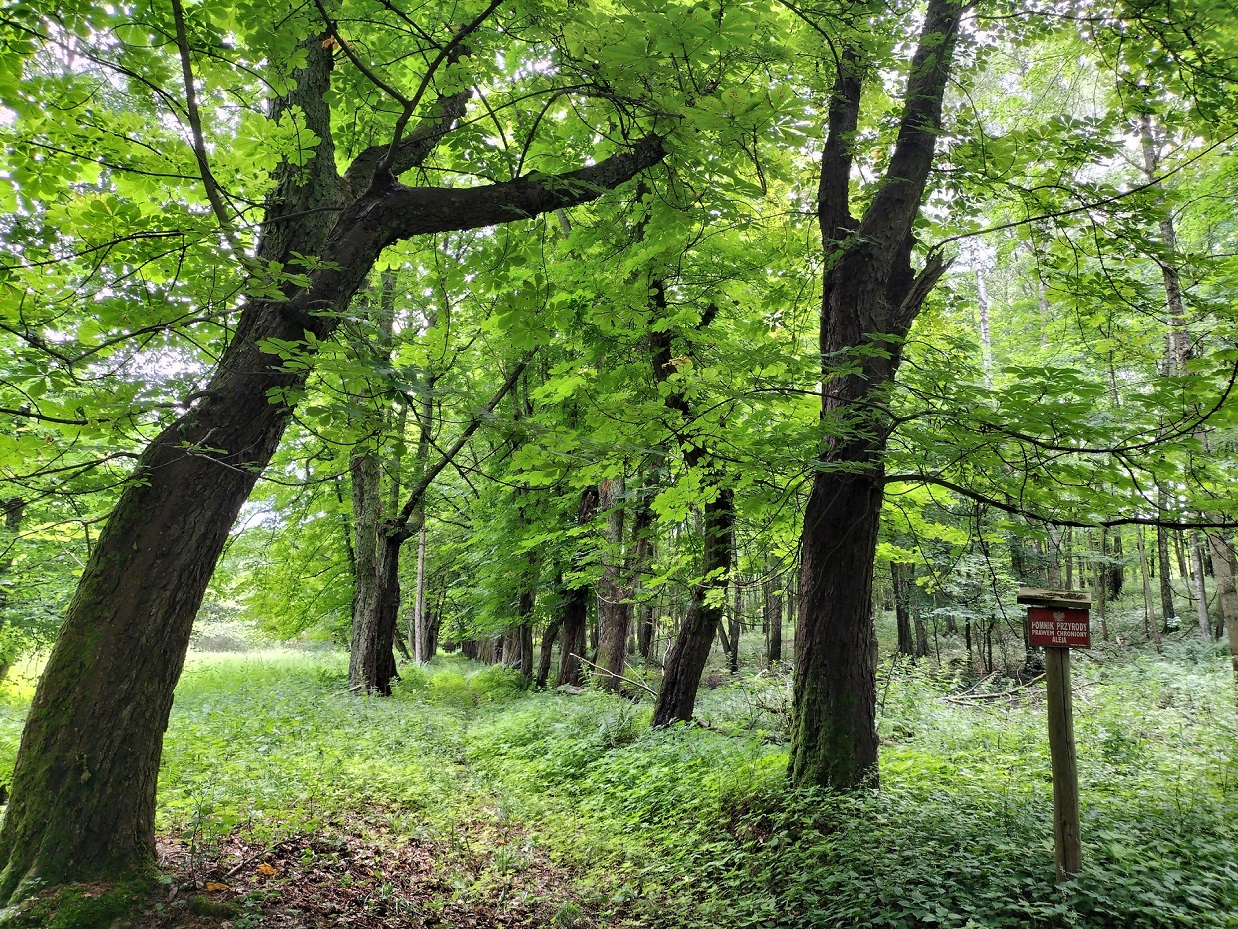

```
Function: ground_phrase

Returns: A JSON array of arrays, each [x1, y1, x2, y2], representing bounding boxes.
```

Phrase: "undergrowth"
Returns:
[[0, 646, 1234, 927]]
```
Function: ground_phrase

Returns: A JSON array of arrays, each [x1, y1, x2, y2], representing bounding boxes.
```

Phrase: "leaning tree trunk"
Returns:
[[652, 489, 734, 725], [0, 30, 665, 894], [789, 0, 961, 791]]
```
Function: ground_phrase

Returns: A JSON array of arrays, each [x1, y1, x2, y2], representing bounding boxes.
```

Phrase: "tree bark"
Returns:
[[892, 562, 916, 656], [789, 0, 961, 791], [0, 31, 665, 896]]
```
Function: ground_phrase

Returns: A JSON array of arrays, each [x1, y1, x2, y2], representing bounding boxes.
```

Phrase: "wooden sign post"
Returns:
[[1017, 587, 1091, 883]]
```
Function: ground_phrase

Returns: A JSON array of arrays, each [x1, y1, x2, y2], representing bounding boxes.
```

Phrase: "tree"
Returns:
[[789, 0, 963, 789], [0, 0, 671, 896]]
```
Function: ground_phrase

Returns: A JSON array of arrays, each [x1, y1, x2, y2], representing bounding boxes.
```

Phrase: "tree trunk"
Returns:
[[558, 489, 597, 688], [0, 497, 24, 680], [892, 562, 916, 656], [1191, 532, 1212, 642], [728, 569, 742, 674], [1205, 533, 1237, 665], [1136, 527, 1162, 650], [412, 525, 429, 660], [1157, 506, 1177, 629], [536, 616, 561, 689], [789, 0, 961, 790], [596, 477, 630, 692], [652, 489, 734, 725], [764, 575, 783, 664]]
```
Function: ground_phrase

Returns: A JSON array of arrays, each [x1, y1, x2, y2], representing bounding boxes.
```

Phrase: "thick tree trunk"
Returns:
[[349, 530, 404, 695], [652, 489, 733, 726], [791, 462, 884, 787], [892, 562, 916, 656], [558, 584, 590, 687], [789, 0, 960, 790]]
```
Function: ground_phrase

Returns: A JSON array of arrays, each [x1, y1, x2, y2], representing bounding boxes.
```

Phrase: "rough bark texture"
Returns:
[[790, 0, 961, 791], [0, 30, 666, 898]]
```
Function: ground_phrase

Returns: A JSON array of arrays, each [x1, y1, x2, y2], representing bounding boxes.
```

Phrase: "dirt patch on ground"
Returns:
[[126, 817, 597, 928]]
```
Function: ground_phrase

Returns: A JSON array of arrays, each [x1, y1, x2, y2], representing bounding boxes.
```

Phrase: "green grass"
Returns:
[[0, 644, 1235, 928]]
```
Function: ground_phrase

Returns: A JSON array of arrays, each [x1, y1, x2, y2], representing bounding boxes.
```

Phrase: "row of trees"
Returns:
[[0, 0, 1235, 903]]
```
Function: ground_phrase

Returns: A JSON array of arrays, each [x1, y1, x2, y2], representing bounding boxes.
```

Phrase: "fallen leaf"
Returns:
[[205, 881, 230, 893], [257, 862, 278, 877]]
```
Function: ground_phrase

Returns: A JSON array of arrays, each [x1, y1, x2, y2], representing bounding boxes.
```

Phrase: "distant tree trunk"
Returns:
[[412, 526, 429, 660], [1108, 533, 1124, 599], [1136, 528, 1162, 650], [1205, 533, 1237, 657], [1095, 528, 1109, 642], [0, 497, 24, 681], [1063, 527, 1073, 589], [790, 0, 962, 790], [652, 490, 734, 726], [647, 278, 734, 722], [1190, 533, 1211, 643], [596, 477, 631, 692], [728, 567, 742, 674], [764, 576, 783, 664], [913, 606, 929, 660], [1046, 529, 1063, 588], [1157, 496, 1177, 629], [892, 562, 916, 656], [558, 488, 598, 688]]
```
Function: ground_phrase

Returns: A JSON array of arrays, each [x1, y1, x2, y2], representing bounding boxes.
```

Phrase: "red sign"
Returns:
[[1028, 607, 1091, 648]]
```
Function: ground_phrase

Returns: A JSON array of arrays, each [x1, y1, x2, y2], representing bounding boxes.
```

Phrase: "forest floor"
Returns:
[[0, 633, 1236, 928]]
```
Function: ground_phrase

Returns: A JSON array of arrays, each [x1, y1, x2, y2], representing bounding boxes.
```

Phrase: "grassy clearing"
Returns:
[[0, 644, 1235, 927]]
